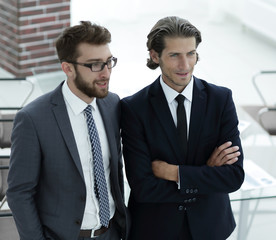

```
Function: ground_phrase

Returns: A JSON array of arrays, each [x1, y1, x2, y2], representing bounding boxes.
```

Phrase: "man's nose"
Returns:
[[99, 65, 111, 78], [178, 56, 189, 69]]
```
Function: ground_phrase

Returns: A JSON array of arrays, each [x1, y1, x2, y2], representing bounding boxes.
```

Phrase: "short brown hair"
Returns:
[[56, 21, 111, 63], [146, 16, 202, 69]]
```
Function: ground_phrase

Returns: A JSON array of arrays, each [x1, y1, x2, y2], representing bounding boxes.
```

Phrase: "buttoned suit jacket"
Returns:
[[121, 76, 244, 240], [7, 81, 130, 240]]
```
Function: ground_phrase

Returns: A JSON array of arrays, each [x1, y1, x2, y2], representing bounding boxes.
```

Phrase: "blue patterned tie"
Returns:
[[84, 105, 110, 227]]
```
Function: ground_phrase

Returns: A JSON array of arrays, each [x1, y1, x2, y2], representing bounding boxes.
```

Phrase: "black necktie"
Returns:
[[175, 94, 188, 157]]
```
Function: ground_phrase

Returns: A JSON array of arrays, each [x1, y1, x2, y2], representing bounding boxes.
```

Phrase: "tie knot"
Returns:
[[84, 105, 92, 115], [175, 94, 185, 104]]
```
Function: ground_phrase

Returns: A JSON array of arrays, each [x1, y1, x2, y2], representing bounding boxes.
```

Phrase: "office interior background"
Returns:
[[0, 0, 276, 239]]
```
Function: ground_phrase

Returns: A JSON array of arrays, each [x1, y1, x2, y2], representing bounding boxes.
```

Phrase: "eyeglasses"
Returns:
[[68, 57, 117, 72]]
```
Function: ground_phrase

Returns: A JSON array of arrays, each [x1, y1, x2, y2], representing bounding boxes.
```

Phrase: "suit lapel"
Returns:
[[187, 77, 207, 165], [149, 77, 207, 166], [149, 79, 184, 164], [97, 97, 118, 174], [50, 82, 84, 180]]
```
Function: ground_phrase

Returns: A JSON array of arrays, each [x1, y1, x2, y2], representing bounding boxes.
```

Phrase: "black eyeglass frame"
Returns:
[[68, 57, 117, 72]]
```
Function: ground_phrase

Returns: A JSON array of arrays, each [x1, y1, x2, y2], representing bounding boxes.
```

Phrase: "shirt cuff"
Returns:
[[176, 166, 180, 189]]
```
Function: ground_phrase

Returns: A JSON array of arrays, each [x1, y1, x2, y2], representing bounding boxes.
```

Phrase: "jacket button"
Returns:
[[194, 189, 198, 193], [178, 205, 184, 211], [186, 189, 190, 194], [75, 219, 81, 225], [193, 198, 197, 202]]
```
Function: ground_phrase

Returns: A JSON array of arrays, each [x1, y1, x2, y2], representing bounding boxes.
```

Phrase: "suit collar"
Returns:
[[97, 96, 119, 177], [61, 80, 88, 115], [159, 75, 194, 103], [186, 76, 207, 165], [149, 77, 184, 164], [50, 82, 119, 179], [50, 82, 84, 179], [96, 97, 116, 150]]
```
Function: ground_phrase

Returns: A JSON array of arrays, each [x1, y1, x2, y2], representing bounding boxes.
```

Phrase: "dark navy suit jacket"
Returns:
[[7, 82, 130, 240], [121, 76, 244, 240]]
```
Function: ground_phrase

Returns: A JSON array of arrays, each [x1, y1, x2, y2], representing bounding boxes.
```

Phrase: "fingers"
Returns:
[[218, 146, 239, 160], [212, 141, 232, 158], [217, 141, 233, 152], [221, 150, 240, 164], [224, 157, 239, 165], [207, 141, 241, 167]]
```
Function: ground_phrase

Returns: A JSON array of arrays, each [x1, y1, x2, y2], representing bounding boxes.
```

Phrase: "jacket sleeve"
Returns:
[[7, 110, 46, 240], [121, 99, 186, 203], [179, 89, 244, 195]]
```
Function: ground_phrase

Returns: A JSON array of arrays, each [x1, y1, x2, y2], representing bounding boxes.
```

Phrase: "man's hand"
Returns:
[[207, 141, 240, 167], [152, 141, 240, 181], [152, 160, 178, 182]]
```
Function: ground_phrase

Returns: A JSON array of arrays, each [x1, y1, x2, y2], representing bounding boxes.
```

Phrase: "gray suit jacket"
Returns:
[[7, 82, 129, 240]]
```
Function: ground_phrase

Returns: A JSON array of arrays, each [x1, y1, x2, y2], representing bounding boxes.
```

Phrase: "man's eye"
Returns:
[[188, 52, 195, 56], [92, 62, 103, 68], [170, 53, 178, 57]]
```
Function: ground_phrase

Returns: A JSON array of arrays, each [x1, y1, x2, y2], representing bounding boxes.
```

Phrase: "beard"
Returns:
[[74, 70, 109, 99]]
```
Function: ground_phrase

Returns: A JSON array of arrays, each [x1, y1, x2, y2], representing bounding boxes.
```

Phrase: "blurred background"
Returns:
[[1, 0, 276, 239], [71, 0, 276, 106]]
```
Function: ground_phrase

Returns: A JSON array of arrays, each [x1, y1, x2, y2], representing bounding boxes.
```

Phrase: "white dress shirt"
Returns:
[[62, 81, 115, 231], [159, 75, 193, 136]]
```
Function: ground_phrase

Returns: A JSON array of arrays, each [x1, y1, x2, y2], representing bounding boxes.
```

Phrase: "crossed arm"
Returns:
[[152, 141, 241, 182]]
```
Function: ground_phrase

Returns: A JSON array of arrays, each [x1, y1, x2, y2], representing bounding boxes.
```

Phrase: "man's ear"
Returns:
[[149, 49, 160, 64], [61, 62, 75, 77], [196, 53, 200, 64]]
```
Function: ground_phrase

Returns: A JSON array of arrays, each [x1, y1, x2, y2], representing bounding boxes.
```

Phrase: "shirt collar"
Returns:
[[160, 75, 194, 104], [62, 81, 96, 115]]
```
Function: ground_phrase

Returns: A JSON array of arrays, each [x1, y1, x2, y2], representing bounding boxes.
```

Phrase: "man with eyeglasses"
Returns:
[[7, 21, 130, 240]]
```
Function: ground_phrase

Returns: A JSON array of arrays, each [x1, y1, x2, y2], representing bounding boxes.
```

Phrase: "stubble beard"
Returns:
[[160, 60, 192, 89]]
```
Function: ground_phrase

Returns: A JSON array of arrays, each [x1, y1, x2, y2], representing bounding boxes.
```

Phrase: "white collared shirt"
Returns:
[[160, 75, 194, 188], [62, 81, 115, 231], [160, 75, 193, 137]]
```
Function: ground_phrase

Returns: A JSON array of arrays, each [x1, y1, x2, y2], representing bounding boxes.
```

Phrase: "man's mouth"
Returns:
[[96, 80, 108, 88], [176, 72, 189, 77]]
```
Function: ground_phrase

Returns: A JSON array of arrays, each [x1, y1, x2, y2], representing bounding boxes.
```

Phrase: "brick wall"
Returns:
[[0, 0, 70, 77]]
